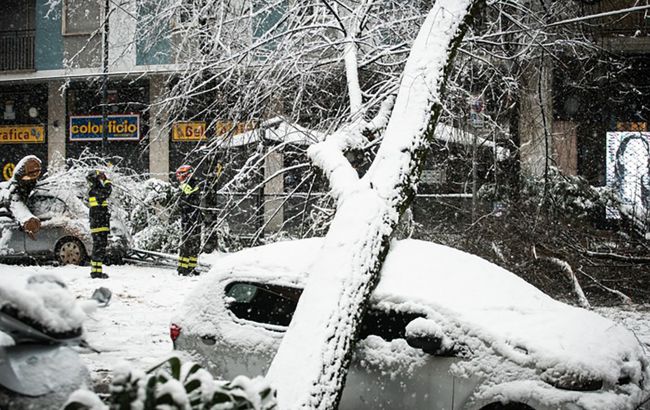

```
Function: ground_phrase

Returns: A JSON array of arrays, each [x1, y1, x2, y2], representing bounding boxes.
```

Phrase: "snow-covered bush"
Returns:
[[43, 152, 243, 254], [128, 178, 181, 253], [477, 167, 617, 220], [63, 356, 276, 410]]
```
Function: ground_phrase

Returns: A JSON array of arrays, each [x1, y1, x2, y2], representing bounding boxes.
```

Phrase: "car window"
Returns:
[[28, 195, 68, 218], [359, 309, 423, 342], [225, 282, 301, 327], [224, 282, 422, 341]]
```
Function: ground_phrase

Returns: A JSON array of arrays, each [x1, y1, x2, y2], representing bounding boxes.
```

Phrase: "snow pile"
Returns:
[[0, 274, 87, 336]]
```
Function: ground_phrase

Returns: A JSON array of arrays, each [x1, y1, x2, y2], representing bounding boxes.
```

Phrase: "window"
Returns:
[[224, 281, 422, 341], [28, 195, 68, 219], [225, 282, 301, 327], [62, 0, 102, 36], [359, 309, 422, 342]]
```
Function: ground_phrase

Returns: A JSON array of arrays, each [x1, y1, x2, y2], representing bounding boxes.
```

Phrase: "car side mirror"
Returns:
[[405, 317, 456, 356]]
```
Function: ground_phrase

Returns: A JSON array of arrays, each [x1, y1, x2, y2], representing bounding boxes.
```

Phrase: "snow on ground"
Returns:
[[0, 262, 201, 387], [1, 259, 650, 395]]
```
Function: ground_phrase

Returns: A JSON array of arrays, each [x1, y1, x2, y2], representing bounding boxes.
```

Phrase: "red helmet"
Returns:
[[175, 165, 194, 183]]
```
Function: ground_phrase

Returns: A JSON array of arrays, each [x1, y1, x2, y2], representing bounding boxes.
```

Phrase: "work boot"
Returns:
[[91, 272, 109, 279]]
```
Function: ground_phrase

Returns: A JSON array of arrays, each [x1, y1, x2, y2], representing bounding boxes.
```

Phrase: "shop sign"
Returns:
[[69, 114, 140, 141], [616, 122, 647, 132], [216, 121, 256, 136], [2, 163, 14, 180], [172, 121, 206, 141], [0, 125, 45, 144]]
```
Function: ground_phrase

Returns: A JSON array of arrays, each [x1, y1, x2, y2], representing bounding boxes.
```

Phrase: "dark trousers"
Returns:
[[178, 220, 200, 275], [91, 231, 108, 277]]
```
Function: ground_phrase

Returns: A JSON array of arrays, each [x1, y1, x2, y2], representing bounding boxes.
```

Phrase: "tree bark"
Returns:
[[265, 1, 486, 409]]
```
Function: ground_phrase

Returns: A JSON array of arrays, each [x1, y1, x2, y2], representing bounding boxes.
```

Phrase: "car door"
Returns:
[[24, 195, 68, 254], [203, 281, 296, 379], [0, 217, 26, 255], [219, 281, 456, 410], [341, 308, 455, 410]]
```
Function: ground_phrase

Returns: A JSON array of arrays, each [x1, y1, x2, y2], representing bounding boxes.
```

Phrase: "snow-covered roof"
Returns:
[[217, 117, 324, 148], [434, 123, 509, 161], [216, 118, 509, 161]]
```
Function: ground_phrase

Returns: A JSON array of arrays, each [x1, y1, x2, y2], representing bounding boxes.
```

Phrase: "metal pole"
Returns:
[[101, 0, 109, 156]]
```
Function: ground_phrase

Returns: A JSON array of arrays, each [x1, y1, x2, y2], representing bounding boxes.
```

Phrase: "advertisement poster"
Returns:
[[69, 114, 140, 141], [606, 132, 650, 220]]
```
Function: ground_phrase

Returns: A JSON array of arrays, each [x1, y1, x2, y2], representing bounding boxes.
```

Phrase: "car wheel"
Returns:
[[55, 238, 86, 266]]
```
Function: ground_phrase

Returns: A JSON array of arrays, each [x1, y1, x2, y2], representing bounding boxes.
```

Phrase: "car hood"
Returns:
[[374, 240, 647, 386]]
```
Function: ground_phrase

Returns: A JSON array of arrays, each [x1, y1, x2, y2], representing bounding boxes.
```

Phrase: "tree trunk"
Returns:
[[265, 1, 486, 409]]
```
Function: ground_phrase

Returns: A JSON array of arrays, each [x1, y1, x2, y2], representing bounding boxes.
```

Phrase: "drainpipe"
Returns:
[[101, 0, 109, 155]]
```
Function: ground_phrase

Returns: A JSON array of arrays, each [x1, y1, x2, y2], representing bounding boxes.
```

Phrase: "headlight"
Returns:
[[542, 370, 603, 392]]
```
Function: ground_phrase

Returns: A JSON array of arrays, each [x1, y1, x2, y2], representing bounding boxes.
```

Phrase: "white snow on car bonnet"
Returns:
[[0, 274, 87, 337]]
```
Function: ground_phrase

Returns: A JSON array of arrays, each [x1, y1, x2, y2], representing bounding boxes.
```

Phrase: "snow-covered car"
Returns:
[[0, 273, 91, 410], [172, 238, 650, 410], [0, 189, 129, 265]]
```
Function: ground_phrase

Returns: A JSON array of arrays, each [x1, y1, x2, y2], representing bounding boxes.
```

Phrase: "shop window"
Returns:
[[62, 0, 102, 36]]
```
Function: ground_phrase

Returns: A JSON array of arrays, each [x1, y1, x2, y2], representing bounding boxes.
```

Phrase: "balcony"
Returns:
[[0, 30, 35, 72]]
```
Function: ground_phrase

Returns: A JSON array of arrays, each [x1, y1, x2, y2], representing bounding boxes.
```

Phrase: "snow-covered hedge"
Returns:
[[478, 167, 617, 219], [43, 154, 245, 253], [63, 356, 276, 410]]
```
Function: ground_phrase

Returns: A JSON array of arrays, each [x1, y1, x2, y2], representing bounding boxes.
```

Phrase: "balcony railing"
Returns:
[[0, 30, 35, 72]]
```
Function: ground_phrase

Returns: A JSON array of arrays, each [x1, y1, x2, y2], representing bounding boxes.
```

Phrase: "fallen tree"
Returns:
[[265, 1, 486, 408]]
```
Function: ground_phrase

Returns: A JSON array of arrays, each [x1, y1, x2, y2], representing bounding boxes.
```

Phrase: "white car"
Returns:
[[0, 189, 129, 265], [172, 238, 650, 410]]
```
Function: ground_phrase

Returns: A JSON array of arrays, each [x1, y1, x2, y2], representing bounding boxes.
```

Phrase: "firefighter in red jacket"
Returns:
[[175, 164, 202, 276], [87, 170, 112, 279]]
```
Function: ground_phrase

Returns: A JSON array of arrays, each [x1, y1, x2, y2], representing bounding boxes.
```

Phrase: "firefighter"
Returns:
[[0, 155, 42, 252], [175, 164, 202, 276], [86, 170, 112, 279]]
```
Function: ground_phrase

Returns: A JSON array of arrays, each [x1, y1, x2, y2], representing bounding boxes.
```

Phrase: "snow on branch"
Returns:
[[365, 2, 481, 199]]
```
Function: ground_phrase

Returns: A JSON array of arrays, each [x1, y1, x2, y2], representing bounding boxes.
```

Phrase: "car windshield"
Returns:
[[225, 281, 422, 341], [28, 195, 68, 219]]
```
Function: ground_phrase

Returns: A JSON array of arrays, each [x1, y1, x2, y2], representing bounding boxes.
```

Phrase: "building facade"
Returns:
[[0, 0, 201, 181]]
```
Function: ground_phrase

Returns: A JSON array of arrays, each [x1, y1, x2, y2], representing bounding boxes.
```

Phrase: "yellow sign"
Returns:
[[172, 121, 206, 141], [0, 125, 45, 144], [216, 121, 256, 136], [2, 163, 14, 180], [616, 122, 647, 132]]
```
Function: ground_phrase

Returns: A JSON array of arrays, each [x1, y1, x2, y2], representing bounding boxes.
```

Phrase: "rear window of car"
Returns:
[[224, 282, 421, 341]]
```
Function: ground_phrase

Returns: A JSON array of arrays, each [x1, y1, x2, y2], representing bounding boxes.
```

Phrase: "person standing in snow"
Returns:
[[86, 170, 112, 279], [0, 155, 43, 253], [175, 164, 202, 276]]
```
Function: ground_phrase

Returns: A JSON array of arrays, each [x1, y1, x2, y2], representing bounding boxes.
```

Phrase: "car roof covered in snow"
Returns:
[[188, 238, 646, 389]]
